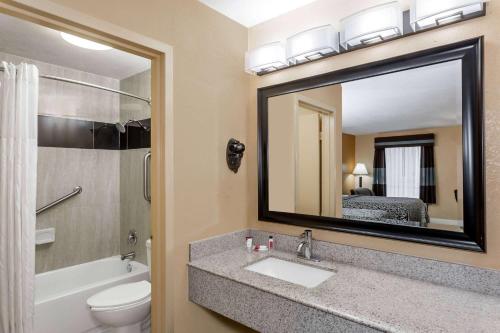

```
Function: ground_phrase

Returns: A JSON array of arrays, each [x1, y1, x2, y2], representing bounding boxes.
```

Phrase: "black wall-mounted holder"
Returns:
[[227, 138, 245, 173]]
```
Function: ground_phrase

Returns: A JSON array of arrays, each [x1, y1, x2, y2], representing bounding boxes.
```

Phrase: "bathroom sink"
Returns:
[[244, 257, 334, 288]]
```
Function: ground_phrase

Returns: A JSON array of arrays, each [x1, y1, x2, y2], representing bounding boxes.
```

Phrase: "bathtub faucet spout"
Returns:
[[121, 251, 136, 261]]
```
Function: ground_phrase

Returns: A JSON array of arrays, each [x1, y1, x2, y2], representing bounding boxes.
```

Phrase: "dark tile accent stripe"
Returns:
[[119, 131, 128, 150], [37, 115, 150, 150], [38, 115, 93, 149], [93, 122, 120, 150], [126, 118, 151, 149]]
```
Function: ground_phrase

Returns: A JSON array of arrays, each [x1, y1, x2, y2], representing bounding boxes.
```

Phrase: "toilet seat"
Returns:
[[87, 281, 151, 311], [90, 296, 151, 312]]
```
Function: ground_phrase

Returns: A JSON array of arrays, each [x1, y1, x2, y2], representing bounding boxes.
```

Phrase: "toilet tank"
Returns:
[[146, 238, 151, 280]]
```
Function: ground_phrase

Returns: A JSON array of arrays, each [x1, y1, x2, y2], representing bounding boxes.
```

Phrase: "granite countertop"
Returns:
[[188, 248, 500, 333]]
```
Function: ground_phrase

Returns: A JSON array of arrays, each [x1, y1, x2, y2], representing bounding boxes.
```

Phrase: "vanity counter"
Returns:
[[188, 247, 500, 333]]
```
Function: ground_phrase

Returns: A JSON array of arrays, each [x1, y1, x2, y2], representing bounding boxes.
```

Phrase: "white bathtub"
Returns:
[[35, 256, 149, 333]]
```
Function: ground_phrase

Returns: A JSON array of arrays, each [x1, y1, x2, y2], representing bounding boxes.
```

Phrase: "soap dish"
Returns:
[[36, 228, 55, 245]]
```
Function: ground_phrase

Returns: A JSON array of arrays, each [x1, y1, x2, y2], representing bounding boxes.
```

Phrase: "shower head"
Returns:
[[115, 120, 150, 133], [115, 122, 126, 133]]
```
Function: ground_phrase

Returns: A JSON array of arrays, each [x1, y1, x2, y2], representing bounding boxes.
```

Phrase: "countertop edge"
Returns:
[[187, 261, 394, 332]]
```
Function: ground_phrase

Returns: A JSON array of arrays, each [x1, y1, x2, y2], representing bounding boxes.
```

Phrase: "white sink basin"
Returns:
[[245, 257, 334, 288]]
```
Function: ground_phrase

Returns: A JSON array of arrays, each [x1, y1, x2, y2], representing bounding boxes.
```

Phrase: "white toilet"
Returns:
[[87, 239, 152, 333]]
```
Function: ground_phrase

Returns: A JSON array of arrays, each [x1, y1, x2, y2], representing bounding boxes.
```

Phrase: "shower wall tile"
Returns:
[[0, 51, 120, 123], [36, 148, 120, 273], [119, 70, 152, 264], [120, 70, 151, 122], [1, 52, 152, 273], [120, 148, 151, 265]]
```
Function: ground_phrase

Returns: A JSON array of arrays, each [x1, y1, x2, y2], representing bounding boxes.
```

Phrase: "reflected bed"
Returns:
[[342, 195, 429, 227]]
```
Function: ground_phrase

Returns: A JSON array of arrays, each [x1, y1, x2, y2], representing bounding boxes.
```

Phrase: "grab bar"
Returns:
[[144, 151, 151, 202], [36, 186, 82, 216]]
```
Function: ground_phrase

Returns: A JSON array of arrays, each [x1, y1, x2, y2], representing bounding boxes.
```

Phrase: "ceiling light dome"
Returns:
[[60, 32, 112, 51]]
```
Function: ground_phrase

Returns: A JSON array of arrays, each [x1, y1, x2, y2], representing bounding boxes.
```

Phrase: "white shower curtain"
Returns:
[[0, 62, 39, 333]]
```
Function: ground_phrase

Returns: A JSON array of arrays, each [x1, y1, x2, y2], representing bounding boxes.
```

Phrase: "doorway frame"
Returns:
[[0, 1, 173, 331]]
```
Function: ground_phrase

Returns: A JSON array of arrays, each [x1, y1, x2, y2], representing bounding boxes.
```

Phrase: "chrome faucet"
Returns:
[[121, 251, 136, 261], [296, 229, 313, 260]]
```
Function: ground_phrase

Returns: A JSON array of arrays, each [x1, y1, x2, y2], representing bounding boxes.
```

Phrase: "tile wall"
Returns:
[[1, 52, 151, 272]]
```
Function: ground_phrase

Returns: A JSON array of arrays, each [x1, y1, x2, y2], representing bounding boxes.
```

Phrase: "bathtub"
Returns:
[[35, 256, 149, 333]]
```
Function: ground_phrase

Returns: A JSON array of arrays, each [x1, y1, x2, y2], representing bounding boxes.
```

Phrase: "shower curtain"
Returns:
[[0, 62, 39, 333]]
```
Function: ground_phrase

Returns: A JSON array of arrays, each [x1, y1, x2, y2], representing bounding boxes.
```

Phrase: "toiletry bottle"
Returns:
[[268, 236, 274, 251], [246, 237, 253, 253]]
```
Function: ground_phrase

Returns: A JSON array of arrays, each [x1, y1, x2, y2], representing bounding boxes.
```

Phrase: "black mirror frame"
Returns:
[[258, 37, 485, 252]]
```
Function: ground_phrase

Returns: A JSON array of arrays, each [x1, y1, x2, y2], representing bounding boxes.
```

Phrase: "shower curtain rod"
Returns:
[[0, 66, 151, 105]]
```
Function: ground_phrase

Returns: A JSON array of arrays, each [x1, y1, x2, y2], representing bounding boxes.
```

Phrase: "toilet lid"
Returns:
[[87, 281, 151, 309]]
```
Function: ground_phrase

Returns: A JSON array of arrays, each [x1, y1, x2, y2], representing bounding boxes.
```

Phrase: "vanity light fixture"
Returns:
[[340, 1, 403, 50], [410, 0, 487, 31], [245, 42, 287, 74], [60, 32, 112, 51], [246, 0, 486, 75], [286, 25, 340, 65]]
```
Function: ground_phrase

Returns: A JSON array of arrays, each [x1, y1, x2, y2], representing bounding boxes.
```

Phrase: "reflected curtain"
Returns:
[[0, 62, 39, 333], [385, 147, 421, 198], [420, 145, 436, 204], [372, 148, 386, 196]]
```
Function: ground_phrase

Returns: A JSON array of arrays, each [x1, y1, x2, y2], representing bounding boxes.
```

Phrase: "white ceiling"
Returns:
[[342, 60, 462, 135], [198, 0, 319, 27], [0, 13, 150, 80]]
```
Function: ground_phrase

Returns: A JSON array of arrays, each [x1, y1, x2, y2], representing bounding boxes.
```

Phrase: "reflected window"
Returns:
[[385, 146, 421, 198]]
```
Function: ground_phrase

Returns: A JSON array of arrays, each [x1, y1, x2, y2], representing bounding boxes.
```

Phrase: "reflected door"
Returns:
[[296, 105, 332, 216], [296, 106, 321, 215]]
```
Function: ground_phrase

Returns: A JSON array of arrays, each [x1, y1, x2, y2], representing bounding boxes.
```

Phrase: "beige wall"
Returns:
[[248, 0, 500, 270], [36, 0, 252, 332], [354, 126, 462, 220], [268, 94, 296, 212], [342, 133, 356, 194]]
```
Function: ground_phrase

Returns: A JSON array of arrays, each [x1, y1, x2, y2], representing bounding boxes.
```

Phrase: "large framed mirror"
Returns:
[[258, 37, 484, 251]]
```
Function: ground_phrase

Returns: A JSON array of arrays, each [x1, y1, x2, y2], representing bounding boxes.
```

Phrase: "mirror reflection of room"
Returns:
[[342, 60, 463, 232], [268, 60, 463, 232]]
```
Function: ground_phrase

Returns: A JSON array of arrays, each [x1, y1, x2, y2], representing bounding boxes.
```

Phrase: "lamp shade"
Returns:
[[410, 0, 486, 31], [352, 163, 369, 175], [340, 1, 402, 49], [286, 25, 339, 64], [245, 42, 287, 74]]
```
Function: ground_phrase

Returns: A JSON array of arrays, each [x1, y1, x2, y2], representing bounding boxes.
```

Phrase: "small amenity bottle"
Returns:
[[268, 236, 274, 251], [246, 237, 253, 253]]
